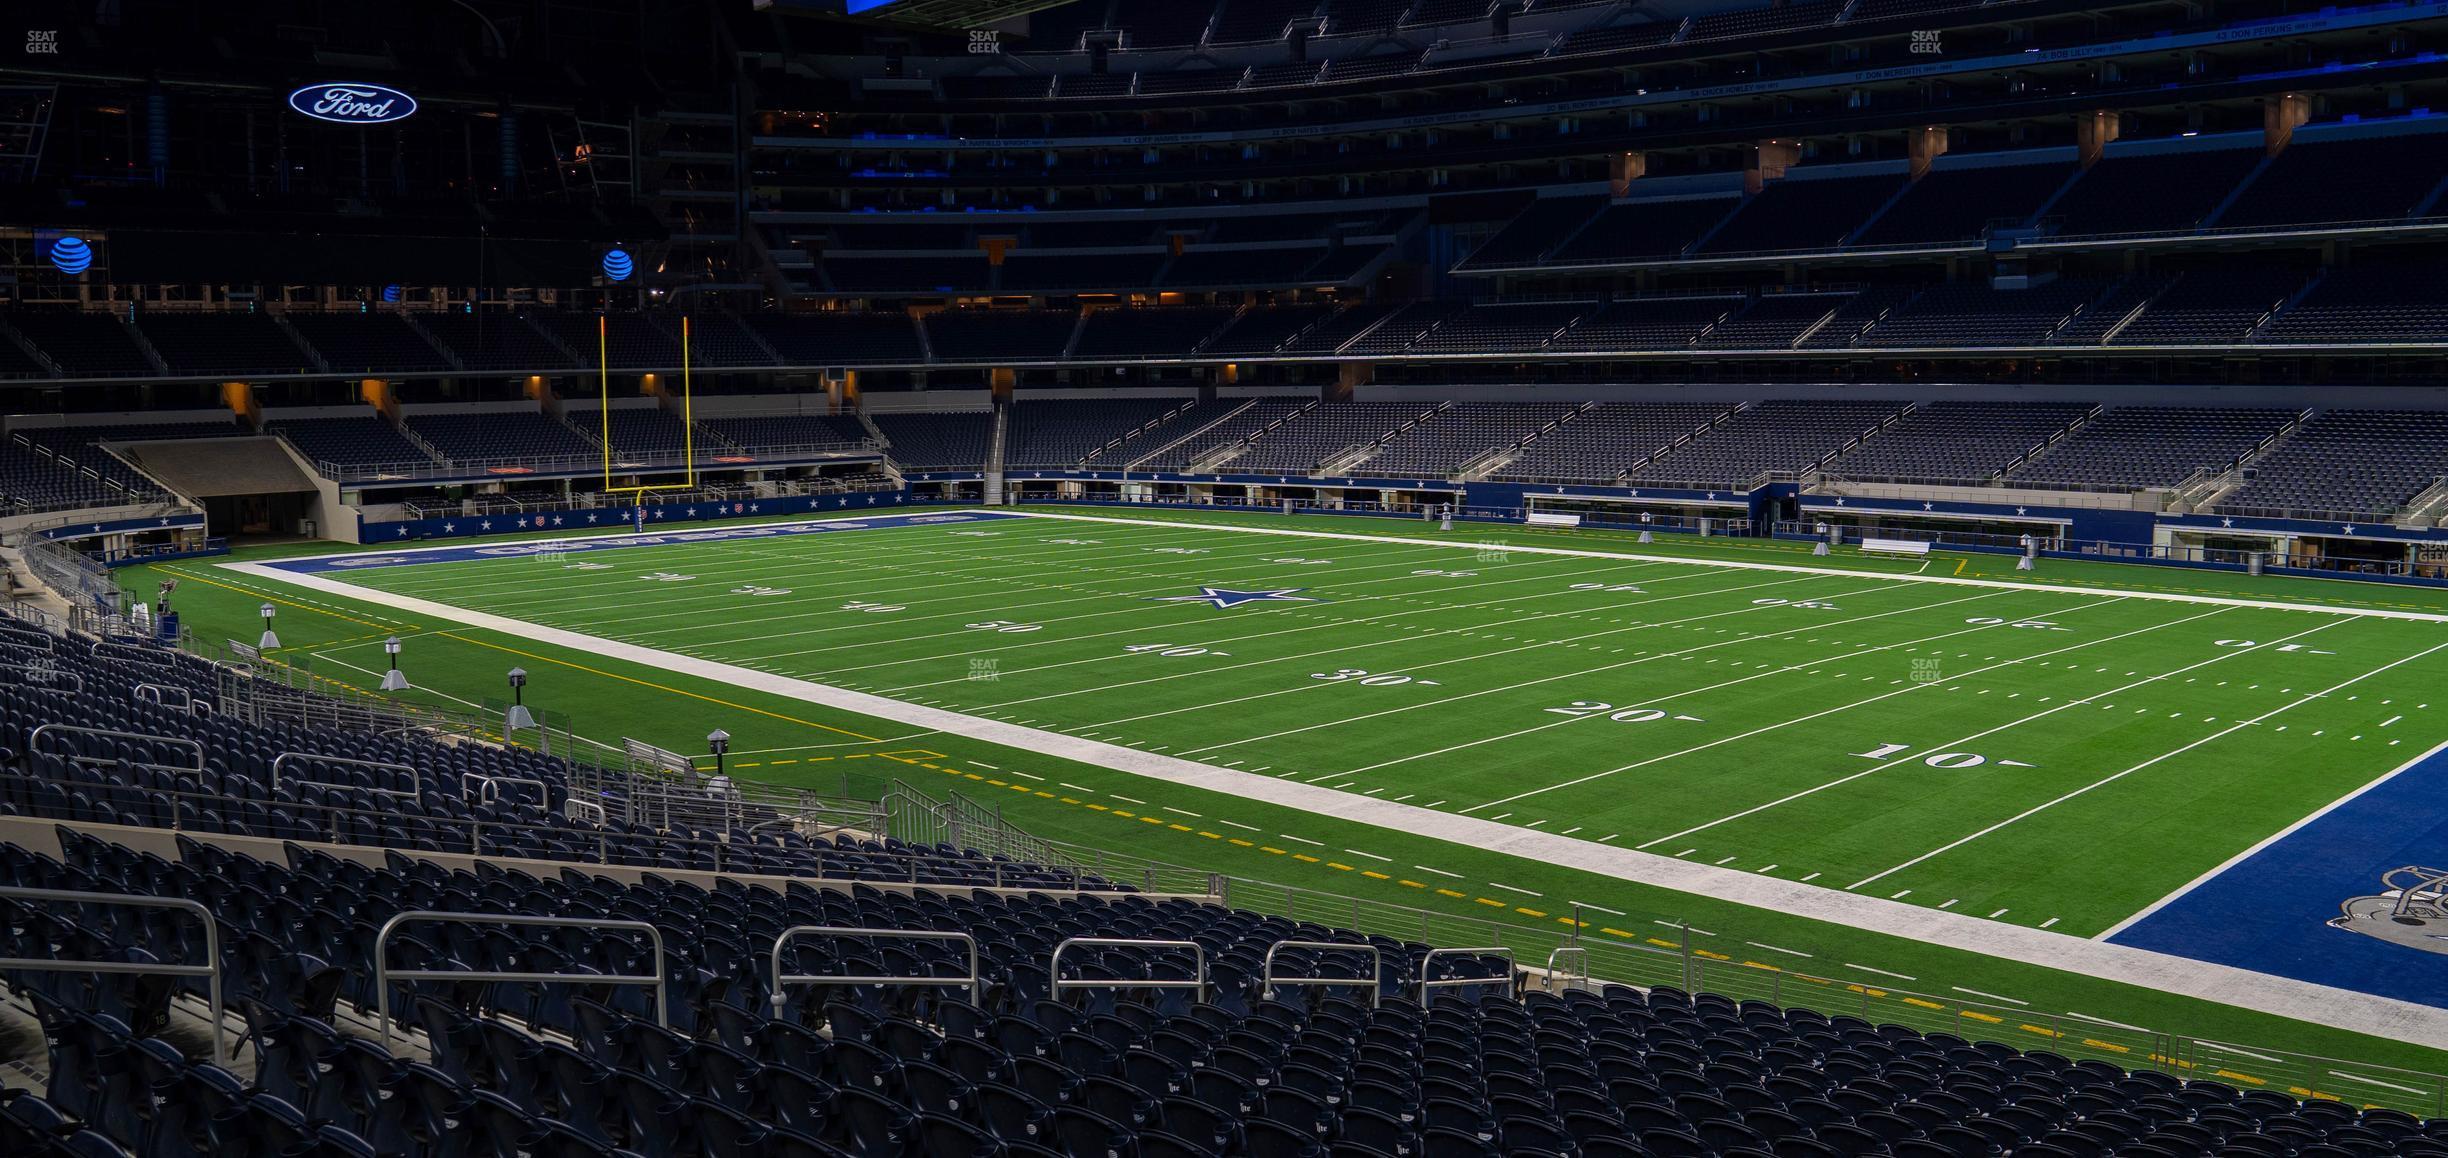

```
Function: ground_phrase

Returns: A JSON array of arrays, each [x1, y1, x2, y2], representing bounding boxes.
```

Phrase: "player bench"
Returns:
[[1524, 511, 1583, 529], [1860, 537, 1932, 557]]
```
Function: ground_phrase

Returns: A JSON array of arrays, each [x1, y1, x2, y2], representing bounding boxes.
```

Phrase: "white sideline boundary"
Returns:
[[224, 534, 2448, 1050], [1001, 510, 2448, 622]]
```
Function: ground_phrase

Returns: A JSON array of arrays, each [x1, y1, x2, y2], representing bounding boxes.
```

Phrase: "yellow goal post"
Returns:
[[601, 314, 698, 512]]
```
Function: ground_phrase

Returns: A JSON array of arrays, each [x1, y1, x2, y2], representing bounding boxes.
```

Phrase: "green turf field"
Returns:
[[245, 508, 2448, 939], [130, 506, 2448, 1103]]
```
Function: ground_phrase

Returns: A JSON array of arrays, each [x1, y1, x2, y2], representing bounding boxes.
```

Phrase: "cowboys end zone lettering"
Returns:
[[288, 82, 418, 125], [267, 510, 1020, 574]]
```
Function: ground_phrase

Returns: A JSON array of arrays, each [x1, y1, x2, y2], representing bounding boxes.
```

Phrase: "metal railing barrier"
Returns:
[[1050, 938, 1207, 1005], [0, 887, 226, 1065], [766, 926, 984, 1011], [373, 911, 667, 1048], [1261, 940, 1383, 1007], [1418, 947, 1517, 1004], [28, 724, 204, 774], [271, 753, 420, 800], [91, 639, 176, 667], [461, 773, 551, 806], [1545, 946, 1590, 993], [132, 683, 194, 711]]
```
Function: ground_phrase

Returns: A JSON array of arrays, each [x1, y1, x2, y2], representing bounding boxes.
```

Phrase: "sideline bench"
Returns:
[[1524, 511, 1583, 529], [1861, 537, 1932, 557]]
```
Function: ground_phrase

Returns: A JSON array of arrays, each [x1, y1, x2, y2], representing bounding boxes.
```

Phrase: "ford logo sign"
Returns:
[[288, 82, 418, 125]]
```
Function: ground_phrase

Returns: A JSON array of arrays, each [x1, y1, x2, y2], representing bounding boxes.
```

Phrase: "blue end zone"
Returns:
[[2108, 740, 2448, 1010], [264, 510, 1023, 575]]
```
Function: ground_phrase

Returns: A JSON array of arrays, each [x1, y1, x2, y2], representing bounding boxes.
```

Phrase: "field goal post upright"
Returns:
[[602, 313, 698, 518]]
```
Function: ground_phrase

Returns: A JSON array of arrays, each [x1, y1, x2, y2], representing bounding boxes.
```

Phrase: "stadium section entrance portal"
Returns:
[[110, 437, 320, 538]]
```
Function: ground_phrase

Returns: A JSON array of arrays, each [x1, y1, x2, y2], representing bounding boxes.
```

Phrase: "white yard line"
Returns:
[[920, 560, 1741, 707], [309, 650, 488, 713], [742, 536, 1495, 665], [691, 530, 1381, 650], [1853, 639, 2448, 892], [1471, 603, 2234, 822], [1073, 565, 1801, 730], [1178, 575, 1923, 757], [395, 514, 1137, 618], [1334, 586, 2039, 778], [836, 542, 1617, 683], [1953, 987, 2029, 1006], [1626, 608, 2315, 846], [488, 526, 1211, 621]]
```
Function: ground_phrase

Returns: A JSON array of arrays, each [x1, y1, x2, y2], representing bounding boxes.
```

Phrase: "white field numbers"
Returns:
[[1853, 742, 2034, 769], [965, 619, 1042, 633], [1311, 668, 1441, 688], [1125, 643, 1230, 658], [1967, 616, 2068, 631], [842, 600, 905, 613], [2215, 639, 2336, 654], [1544, 702, 1704, 724]]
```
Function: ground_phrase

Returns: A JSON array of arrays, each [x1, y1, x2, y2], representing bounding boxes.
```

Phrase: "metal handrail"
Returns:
[[132, 683, 194, 711], [0, 887, 226, 1065], [1, 767, 1198, 891], [91, 640, 176, 667], [766, 925, 983, 1010], [1417, 946, 1517, 1004], [373, 911, 667, 1047], [28, 724, 204, 773], [461, 773, 551, 807], [271, 752, 420, 800], [1261, 939, 1383, 1007], [1545, 946, 1590, 993], [1050, 937, 1206, 1004]]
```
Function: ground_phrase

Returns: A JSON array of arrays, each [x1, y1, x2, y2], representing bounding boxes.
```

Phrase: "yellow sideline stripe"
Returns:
[[159, 565, 409, 632], [434, 631, 881, 741]]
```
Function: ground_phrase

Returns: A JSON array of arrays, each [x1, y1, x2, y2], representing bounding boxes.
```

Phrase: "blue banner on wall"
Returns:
[[360, 490, 913, 542], [39, 513, 207, 541]]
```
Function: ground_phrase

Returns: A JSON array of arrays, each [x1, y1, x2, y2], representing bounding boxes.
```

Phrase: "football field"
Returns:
[[239, 507, 2448, 944]]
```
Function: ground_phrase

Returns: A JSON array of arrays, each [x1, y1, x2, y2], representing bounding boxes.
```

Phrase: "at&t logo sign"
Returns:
[[288, 82, 419, 125]]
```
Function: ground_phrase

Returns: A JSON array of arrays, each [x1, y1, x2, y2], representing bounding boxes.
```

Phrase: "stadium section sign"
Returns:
[[287, 82, 418, 125]]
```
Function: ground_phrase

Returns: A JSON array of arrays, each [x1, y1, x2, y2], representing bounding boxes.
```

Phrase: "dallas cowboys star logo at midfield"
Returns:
[[1155, 587, 1317, 609]]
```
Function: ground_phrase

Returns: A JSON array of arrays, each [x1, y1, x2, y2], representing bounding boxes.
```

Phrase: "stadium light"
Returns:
[[380, 635, 410, 691], [505, 667, 535, 730], [258, 602, 280, 650], [707, 729, 732, 781]]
